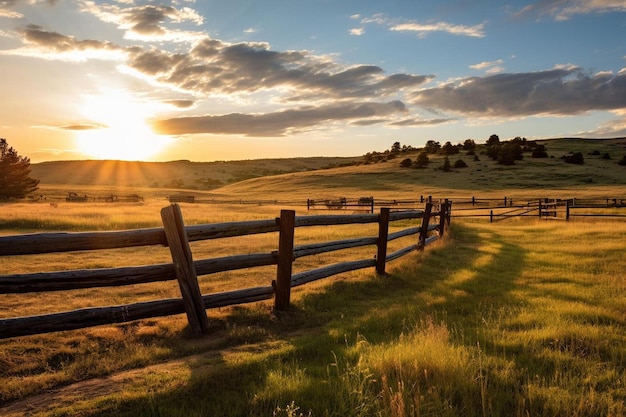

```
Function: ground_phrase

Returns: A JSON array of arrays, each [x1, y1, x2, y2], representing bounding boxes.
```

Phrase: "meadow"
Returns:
[[1, 137, 625, 416]]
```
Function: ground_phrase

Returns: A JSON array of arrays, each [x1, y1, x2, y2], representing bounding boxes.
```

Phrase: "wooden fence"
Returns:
[[451, 197, 626, 222], [0, 201, 451, 339]]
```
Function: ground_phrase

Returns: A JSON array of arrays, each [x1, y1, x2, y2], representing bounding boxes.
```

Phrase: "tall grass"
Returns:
[[1, 210, 625, 416]]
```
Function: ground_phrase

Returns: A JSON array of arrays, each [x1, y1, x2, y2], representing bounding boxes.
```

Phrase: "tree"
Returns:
[[399, 158, 412, 168], [440, 141, 459, 155], [424, 140, 441, 154], [0, 138, 39, 200], [390, 141, 402, 154], [463, 139, 476, 151], [414, 151, 429, 168]]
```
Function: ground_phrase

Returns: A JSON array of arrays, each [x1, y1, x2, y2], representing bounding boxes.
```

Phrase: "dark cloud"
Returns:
[[163, 99, 195, 109], [152, 101, 407, 136], [411, 68, 626, 117], [59, 123, 107, 130], [127, 38, 433, 99]]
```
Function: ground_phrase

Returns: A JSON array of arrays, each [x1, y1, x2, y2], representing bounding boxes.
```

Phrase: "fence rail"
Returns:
[[0, 201, 451, 339]]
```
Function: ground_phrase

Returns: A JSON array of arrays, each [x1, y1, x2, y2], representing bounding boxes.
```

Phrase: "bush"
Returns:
[[563, 152, 584, 165], [399, 158, 412, 168], [618, 156, 626, 166], [453, 159, 468, 168]]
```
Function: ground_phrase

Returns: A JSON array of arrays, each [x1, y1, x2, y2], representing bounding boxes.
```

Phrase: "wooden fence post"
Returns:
[[161, 204, 209, 336], [274, 210, 296, 311], [370, 197, 375, 214], [566, 200, 570, 221], [439, 199, 448, 237], [418, 202, 433, 250], [376, 208, 390, 275]]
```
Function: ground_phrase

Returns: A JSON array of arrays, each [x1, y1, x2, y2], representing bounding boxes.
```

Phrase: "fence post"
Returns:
[[418, 202, 433, 250], [274, 210, 296, 311], [376, 208, 390, 275], [566, 200, 570, 221], [490, 210, 493, 223], [439, 199, 448, 237], [370, 197, 375, 214], [538, 200, 542, 218], [307, 199, 310, 211], [161, 204, 209, 336]]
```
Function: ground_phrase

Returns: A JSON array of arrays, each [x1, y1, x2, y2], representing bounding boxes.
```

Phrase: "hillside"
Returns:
[[31, 156, 360, 189], [29, 138, 626, 201], [219, 137, 626, 200]]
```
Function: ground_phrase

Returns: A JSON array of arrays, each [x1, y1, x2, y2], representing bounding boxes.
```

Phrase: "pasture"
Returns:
[[1, 137, 626, 416]]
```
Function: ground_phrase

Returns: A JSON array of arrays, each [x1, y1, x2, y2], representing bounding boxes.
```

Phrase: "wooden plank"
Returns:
[[161, 204, 209, 336], [203, 286, 274, 309], [195, 253, 276, 276], [0, 298, 186, 339], [291, 258, 377, 287], [293, 237, 377, 259], [294, 213, 379, 227], [185, 219, 279, 241], [0, 263, 175, 294], [387, 227, 420, 241], [386, 244, 418, 262], [0, 228, 166, 256]]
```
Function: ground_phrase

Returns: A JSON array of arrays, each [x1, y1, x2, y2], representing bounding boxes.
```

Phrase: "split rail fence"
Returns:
[[0, 201, 451, 339]]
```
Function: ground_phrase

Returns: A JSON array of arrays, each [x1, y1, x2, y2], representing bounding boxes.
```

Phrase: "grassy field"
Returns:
[[1, 137, 625, 416]]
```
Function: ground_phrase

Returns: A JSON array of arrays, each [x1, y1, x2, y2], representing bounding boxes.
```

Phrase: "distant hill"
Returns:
[[31, 156, 360, 189], [29, 138, 626, 200]]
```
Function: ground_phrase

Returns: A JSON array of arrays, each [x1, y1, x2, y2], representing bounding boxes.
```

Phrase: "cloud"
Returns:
[[411, 67, 626, 117], [349, 27, 365, 36], [78, 1, 204, 42], [514, 0, 626, 21], [126, 37, 433, 99], [152, 101, 407, 136], [360, 13, 485, 38], [470, 59, 503, 70], [390, 21, 485, 38], [1, 24, 125, 61], [58, 122, 107, 131], [163, 99, 195, 108]]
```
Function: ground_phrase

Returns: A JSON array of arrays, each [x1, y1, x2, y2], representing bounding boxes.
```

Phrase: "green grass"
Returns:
[[2, 137, 626, 415], [1, 219, 625, 416]]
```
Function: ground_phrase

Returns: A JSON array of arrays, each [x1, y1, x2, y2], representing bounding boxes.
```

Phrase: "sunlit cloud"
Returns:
[[350, 27, 365, 36], [78, 0, 204, 42], [360, 13, 485, 38], [514, 0, 626, 21]]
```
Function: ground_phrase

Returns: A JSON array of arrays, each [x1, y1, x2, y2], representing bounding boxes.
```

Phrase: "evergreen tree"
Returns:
[[0, 138, 39, 199]]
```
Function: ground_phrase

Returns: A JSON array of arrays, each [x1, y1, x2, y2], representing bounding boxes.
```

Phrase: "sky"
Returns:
[[0, 0, 625, 163]]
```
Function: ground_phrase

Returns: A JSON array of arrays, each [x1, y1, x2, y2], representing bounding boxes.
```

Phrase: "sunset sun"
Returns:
[[75, 90, 171, 161]]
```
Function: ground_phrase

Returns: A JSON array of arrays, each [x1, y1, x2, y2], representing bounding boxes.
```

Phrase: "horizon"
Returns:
[[1, 1, 625, 164]]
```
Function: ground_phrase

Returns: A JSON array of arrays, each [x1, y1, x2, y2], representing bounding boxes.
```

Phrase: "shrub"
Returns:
[[399, 158, 412, 168], [453, 159, 468, 168], [563, 152, 584, 165]]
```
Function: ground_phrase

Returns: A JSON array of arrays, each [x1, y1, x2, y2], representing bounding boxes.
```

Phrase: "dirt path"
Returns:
[[0, 341, 283, 417]]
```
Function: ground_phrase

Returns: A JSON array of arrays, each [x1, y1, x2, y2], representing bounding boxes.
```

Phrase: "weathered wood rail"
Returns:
[[0, 202, 451, 339]]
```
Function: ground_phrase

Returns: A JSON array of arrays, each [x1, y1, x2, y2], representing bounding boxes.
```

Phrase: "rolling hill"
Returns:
[[30, 138, 626, 201]]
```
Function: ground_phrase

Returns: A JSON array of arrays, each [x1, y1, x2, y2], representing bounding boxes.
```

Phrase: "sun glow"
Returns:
[[75, 90, 171, 161]]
